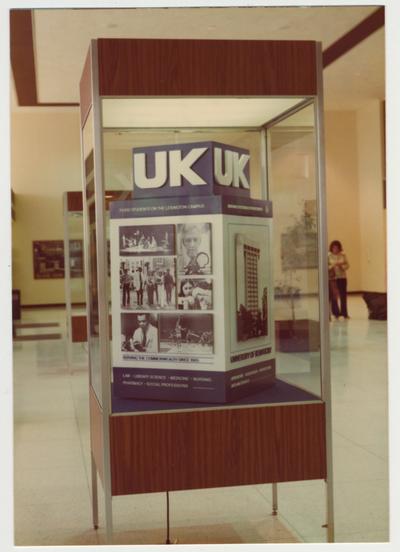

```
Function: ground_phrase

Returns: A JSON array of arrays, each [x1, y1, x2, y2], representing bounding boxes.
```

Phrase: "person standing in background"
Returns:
[[328, 240, 350, 319]]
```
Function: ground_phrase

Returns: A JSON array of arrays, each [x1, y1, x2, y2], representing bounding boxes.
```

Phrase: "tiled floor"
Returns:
[[13, 295, 388, 545]]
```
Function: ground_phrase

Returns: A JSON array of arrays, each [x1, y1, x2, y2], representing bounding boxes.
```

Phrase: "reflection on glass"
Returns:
[[82, 109, 102, 403], [267, 103, 322, 397]]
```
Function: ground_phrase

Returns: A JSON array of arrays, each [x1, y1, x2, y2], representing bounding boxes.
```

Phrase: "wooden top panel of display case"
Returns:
[[96, 38, 318, 98], [80, 47, 92, 127]]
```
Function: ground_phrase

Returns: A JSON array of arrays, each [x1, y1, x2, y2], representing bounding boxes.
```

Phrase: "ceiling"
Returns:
[[11, 5, 385, 112]]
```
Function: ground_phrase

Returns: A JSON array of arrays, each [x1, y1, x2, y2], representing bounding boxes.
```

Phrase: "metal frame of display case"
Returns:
[[79, 37, 333, 543]]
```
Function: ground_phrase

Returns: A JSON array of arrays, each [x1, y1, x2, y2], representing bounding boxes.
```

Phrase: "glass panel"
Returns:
[[103, 123, 320, 412], [99, 98, 323, 412], [267, 103, 322, 397], [82, 109, 103, 404], [67, 214, 85, 302], [64, 207, 87, 368]]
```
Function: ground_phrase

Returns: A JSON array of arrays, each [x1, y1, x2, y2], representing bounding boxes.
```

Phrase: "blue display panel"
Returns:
[[109, 142, 275, 405]]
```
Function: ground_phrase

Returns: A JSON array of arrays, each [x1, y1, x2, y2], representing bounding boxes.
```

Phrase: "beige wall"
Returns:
[[356, 101, 386, 292], [11, 109, 82, 305], [325, 105, 386, 293], [325, 110, 362, 291]]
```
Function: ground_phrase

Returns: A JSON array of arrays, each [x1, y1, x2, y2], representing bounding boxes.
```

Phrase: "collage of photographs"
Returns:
[[119, 222, 214, 355]]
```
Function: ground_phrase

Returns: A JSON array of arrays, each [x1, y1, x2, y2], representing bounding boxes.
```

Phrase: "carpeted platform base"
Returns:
[[111, 377, 320, 414]]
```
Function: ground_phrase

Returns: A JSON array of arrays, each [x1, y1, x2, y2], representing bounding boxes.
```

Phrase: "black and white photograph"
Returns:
[[120, 312, 159, 353], [120, 257, 176, 310], [235, 233, 268, 342], [177, 222, 212, 276], [159, 313, 214, 354], [177, 278, 213, 310], [119, 224, 175, 256]]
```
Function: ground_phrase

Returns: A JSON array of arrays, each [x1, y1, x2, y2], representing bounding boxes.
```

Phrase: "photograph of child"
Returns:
[[177, 278, 212, 310]]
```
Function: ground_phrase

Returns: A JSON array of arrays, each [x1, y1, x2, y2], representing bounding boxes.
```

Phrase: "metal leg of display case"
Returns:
[[91, 452, 99, 530], [104, 492, 113, 542], [90, 449, 113, 542], [272, 483, 278, 515], [165, 491, 172, 544], [325, 479, 334, 542], [100, 449, 113, 542], [100, 413, 114, 543]]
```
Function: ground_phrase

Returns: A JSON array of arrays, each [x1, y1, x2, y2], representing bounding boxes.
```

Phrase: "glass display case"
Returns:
[[63, 192, 87, 369], [80, 38, 332, 542]]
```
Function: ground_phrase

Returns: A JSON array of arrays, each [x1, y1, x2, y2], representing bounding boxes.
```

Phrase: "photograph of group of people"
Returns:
[[121, 312, 214, 355], [118, 221, 215, 355], [120, 257, 177, 310], [120, 224, 175, 256]]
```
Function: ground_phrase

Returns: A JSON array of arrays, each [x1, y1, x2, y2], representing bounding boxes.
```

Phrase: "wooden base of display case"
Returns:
[[275, 319, 320, 353], [71, 315, 113, 342], [90, 387, 326, 496], [71, 315, 87, 342]]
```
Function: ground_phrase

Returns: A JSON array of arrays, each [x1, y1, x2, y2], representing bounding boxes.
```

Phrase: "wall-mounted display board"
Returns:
[[33, 238, 83, 280], [33, 240, 65, 279], [80, 37, 333, 543]]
